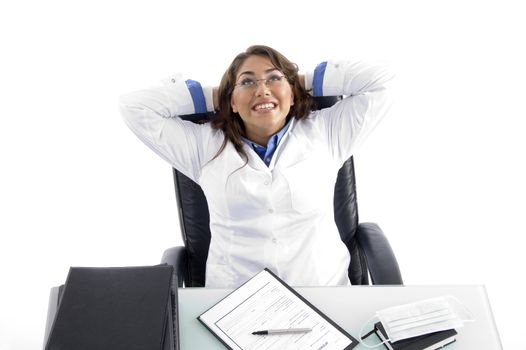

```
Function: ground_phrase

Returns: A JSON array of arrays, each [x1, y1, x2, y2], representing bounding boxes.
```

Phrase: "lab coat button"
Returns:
[[268, 209, 274, 213], [264, 181, 270, 185], [272, 238, 277, 244]]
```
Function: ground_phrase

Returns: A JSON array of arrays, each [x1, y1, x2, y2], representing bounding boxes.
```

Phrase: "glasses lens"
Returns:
[[266, 75, 282, 87], [239, 78, 255, 89], [236, 75, 286, 91]]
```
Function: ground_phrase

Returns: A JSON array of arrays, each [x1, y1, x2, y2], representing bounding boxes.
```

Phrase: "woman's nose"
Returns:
[[255, 81, 271, 96]]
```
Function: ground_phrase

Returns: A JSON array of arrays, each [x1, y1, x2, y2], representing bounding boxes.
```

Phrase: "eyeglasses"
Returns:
[[234, 74, 288, 92]]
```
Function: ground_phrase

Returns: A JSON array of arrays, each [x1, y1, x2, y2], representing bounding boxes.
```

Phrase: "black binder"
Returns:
[[44, 265, 179, 350], [373, 322, 457, 350]]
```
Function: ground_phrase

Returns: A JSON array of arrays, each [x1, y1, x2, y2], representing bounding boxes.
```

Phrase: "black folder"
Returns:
[[373, 322, 457, 350], [44, 265, 179, 350]]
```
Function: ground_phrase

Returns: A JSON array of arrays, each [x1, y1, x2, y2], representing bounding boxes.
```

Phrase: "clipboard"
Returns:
[[198, 268, 358, 350]]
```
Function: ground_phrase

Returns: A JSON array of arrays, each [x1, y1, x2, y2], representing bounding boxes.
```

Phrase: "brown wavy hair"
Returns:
[[211, 45, 315, 162]]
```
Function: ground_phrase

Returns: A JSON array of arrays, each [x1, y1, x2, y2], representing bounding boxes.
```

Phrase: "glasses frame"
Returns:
[[233, 75, 288, 92]]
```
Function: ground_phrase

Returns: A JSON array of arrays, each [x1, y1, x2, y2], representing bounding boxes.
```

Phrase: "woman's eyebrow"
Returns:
[[238, 68, 280, 77]]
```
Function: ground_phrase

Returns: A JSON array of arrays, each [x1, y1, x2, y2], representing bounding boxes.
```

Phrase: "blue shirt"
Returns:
[[242, 118, 292, 166]]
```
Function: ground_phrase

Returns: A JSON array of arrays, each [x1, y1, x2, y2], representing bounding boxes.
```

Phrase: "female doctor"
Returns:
[[120, 45, 393, 288]]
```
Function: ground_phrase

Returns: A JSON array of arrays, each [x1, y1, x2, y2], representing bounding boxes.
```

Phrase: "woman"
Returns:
[[120, 45, 393, 288]]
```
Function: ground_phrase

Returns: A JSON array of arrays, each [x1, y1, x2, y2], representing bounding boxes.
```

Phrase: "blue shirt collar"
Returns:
[[242, 118, 292, 166]]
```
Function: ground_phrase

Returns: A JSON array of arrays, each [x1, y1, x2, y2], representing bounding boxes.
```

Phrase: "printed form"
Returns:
[[198, 269, 355, 350]]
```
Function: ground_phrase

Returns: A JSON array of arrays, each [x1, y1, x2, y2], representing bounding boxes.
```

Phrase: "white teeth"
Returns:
[[254, 103, 275, 110]]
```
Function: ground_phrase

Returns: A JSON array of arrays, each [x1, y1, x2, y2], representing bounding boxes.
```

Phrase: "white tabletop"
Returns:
[[178, 285, 502, 349]]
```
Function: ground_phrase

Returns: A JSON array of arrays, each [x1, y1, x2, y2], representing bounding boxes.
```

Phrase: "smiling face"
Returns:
[[230, 55, 294, 146]]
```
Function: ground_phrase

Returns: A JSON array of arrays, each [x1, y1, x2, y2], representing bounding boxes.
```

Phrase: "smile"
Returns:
[[253, 103, 276, 111]]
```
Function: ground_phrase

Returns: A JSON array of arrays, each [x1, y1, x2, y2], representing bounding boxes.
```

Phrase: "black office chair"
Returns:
[[161, 96, 403, 287]]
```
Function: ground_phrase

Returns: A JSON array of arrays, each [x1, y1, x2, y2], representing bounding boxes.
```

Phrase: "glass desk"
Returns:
[[178, 285, 502, 349]]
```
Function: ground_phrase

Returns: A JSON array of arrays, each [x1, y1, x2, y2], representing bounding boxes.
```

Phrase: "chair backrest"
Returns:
[[174, 96, 366, 286]]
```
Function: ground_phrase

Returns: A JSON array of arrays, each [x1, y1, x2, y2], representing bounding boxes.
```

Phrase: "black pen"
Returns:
[[252, 328, 312, 335]]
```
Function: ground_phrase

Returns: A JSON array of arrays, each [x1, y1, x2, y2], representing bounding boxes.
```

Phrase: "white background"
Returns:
[[1, 0, 524, 349]]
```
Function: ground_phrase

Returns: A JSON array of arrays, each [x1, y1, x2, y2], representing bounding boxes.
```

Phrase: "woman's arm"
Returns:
[[309, 60, 394, 163], [306, 61, 393, 97], [120, 74, 218, 182]]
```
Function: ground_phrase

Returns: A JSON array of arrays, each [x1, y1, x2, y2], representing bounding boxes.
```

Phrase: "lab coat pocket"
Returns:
[[281, 159, 334, 214]]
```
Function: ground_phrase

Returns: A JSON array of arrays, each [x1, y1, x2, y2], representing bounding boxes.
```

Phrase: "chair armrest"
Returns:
[[356, 223, 403, 285], [161, 246, 187, 287]]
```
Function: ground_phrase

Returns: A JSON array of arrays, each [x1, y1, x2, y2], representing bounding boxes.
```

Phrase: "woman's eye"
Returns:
[[240, 79, 255, 86], [268, 75, 281, 82]]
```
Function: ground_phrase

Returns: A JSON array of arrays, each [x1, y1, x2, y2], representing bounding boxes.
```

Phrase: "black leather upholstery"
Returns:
[[356, 223, 403, 284], [161, 96, 403, 287], [173, 169, 210, 287]]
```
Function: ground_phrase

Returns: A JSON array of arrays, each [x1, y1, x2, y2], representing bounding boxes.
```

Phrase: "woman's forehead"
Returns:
[[236, 56, 278, 77]]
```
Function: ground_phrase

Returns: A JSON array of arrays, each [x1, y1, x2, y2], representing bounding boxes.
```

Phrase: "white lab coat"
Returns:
[[120, 60, 393, 287]]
